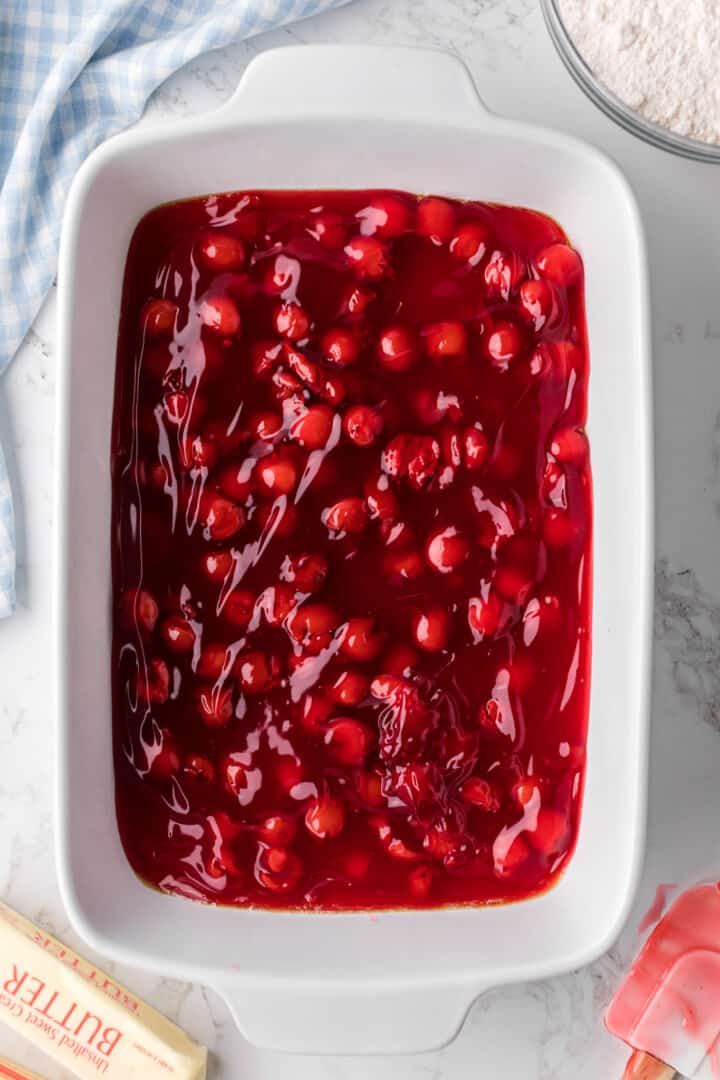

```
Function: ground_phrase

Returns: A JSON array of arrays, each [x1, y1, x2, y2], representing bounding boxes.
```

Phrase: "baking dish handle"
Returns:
[[217, 45, 491, 126], [212, 978, 488, 1054]]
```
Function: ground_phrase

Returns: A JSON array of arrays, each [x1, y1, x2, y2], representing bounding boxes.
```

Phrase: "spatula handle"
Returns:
[[621, 1049, 676, 1080]]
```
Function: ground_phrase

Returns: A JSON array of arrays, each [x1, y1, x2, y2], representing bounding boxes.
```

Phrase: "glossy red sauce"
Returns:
[[111, 188, 592, 910]]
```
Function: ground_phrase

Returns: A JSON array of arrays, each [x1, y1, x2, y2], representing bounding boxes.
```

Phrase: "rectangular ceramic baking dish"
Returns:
[[54, 45, 652, 1055]]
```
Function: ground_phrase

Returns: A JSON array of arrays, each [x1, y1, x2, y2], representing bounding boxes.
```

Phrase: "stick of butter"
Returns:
[[0, 1057, 47, 1080], [0, 901, 207, 1079]]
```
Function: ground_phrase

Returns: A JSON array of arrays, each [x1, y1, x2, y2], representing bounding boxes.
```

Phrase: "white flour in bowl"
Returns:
[[557, 0, 720, 145]]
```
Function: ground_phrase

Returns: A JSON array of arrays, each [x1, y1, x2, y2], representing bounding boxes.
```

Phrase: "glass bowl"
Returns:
[[541, 0, 720, 164]]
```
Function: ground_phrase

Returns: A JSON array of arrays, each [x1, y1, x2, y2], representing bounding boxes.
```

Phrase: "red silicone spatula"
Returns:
[[606, 883, 720, 1080]]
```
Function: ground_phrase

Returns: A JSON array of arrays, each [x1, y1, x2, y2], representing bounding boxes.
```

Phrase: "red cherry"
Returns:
[[258, 814, 297, 846], [137, 658, 170, 705], [340, 617, 383, 661], [549, 426, 588, 466], [543, 509, 577, 548], [408, 436, 441, 490], [370, 672, 407, 700], [273, 375, 305, 411], [289, 404, 335, 449], [280, 552, 327, 594], [255, 845, 303, 892], [120, 588, 159, 635], [183, 753, 216, 783], [353, 770, 385, 808], [379, 519, 414, 548], [383, 548, 424, 581], [305, 794, 346, 840], [321, 326, 361, 367], [536, 243, 582, 287], [196, 683, 234, 727], [149, 728, 181, 779], [316, 376, 344, 408], [512, 777, 541, 806], [414, 388, 454, 426], [344, 235, 389, 280], [308, 210, 347, 250], [198, 642, 230, 679], [145, 461, 169, 492], [324, 717, 373, 765], [164, 390, 207, 429], [381, 433, 440, 488], [344, 850, 372, 880], [237, 650, 279, 695], [218, 460, 254, 503], [144, 343, 172, 382], [460, 777, 500, 811], [258, 583, 296, 627], [161, 615, 196, 653], [212, 812, 248, 867], [449, 222, 490, 265], [364, 472, 399, 520], [464, 425, 489, 470], [343, 286, 374, 316], [423, 321, 468, 360], [284, 345, 322, 391], [494, 833, 531, 878], [142, 298, 178, 338], [184, 339, 226, 384], [468, 591, 504, 640], [484, 250, 526, 300], [223, 589, 256, 628], [520, 278, 557, 331], [507, 651, 535, 695], [179, 433, 218, 470], [408, 864, 433, 900], [529, 808, 569, 855], [287, 603, 339, 654], [522, 594, 562, 646], [257, 453, 298, 496], [251, 340, 283, 379], [416, 197, 456, 244], [200, 494, 245, 540], [381, 643, 419, 675], [494, 534, 545, 603], [425, 525, 470, 574], [412, 607, 451, 652], [197, 231, 245, 271], [343, 404, 383, 447], [198, 295, 241, 337], [543, 459, 566, 506], [323, 496, 368, 535], [257, 499, 298, 538], [356, 194, 411, 239], [370, 815, 422, 861], [328, 669, 370, 707], [486, 321, 524, 370], [274, 302, 310, 341], [296, 690, 334, 735], [266, 253, 300, 295], [377, 326, 418, 373]]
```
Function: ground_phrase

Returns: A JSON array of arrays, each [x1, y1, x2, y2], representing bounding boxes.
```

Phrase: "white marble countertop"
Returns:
[[4, 0, 720, 1076]]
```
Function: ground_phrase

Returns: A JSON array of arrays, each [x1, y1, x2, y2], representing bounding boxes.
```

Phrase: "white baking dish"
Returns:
[[54, 45, 652, 1055]]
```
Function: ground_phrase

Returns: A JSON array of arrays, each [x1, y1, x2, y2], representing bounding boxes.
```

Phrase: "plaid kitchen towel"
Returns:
[[0, 0, 349, 617]]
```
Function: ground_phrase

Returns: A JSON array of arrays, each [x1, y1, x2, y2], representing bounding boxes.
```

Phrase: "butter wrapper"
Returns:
[[0, 901, 207, 1079], [0, 1058, 47, 1080]]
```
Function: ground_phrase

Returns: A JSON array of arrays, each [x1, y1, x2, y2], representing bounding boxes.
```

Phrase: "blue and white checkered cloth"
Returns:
[[0, 0, 349, 617]]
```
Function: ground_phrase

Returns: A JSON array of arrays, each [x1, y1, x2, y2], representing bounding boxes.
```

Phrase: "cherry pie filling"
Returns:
[[112, 188, 591, 910]]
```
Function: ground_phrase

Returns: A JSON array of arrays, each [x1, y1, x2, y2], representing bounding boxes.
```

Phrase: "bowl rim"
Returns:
[[541, 0, 720, 164]]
